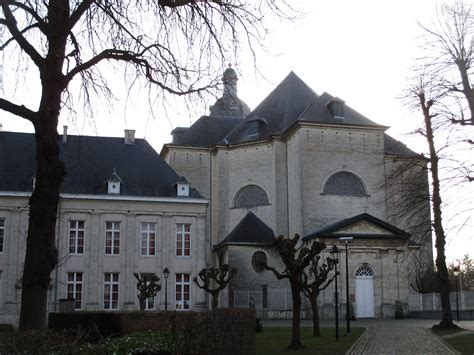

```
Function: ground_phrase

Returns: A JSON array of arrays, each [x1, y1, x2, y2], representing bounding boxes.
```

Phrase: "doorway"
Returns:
[[355, 265, 375, 318]]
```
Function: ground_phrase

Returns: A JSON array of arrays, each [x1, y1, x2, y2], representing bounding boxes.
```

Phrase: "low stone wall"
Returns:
[[49, 308, 256, 354]]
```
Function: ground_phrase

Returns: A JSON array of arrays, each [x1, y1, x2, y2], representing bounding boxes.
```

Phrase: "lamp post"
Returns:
[[339, 236, 353, 335], [453, 267, 460, 321], [330, 245, 340, 341], [163, 267, 170, 311]]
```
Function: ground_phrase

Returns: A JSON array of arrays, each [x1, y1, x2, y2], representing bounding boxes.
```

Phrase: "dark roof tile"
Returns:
[[0, 131, 201, 198]]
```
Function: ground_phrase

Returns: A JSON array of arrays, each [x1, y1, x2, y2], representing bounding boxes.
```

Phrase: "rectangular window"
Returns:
[[105, 222, 120, 255], [69, 220, 85, 254], [141, 222, 156, 256], [175, 273, 190, 310], [0, 219, 4, 253], [176, 223, 191, 257], [104, 272, 119, 310], [67, 272, 83, 310]]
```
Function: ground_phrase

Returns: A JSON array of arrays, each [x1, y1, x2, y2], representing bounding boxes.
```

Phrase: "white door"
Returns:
[[355, 266, 375, 318]]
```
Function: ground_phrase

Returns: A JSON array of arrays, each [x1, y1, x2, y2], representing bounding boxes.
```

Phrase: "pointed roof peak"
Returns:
[[215, 211, 275, 249]]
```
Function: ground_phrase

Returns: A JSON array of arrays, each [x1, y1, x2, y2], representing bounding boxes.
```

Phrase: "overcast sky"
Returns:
[[0, 0, 472, 262]]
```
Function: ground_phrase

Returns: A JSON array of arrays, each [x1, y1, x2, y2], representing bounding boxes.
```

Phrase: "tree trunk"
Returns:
[[19, 2, 69, 329], [19, 117, 65, 329], [288, 280, 305, 350], [310, 297, 320, 337], [420, 94, 455, 329], [211, 293, 219, 310]]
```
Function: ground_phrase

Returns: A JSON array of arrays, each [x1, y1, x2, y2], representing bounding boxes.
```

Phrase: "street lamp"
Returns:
[[453, 267, 460, 321], [339, 236, 353, 335], [163, 267, 170, 311], [330, 245, 340, 341]]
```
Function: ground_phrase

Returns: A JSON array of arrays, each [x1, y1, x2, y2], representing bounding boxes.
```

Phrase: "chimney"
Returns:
[[62, 125, 68, 143], [124, 129, 135, 145]]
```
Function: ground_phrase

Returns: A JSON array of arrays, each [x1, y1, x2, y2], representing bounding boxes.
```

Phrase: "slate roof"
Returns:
[[302, 213, 411, 242], [215, 211, 275, 249], [171, 116, 244, 147], [168, 71, 419, 157], [0, 131, 201, 198]]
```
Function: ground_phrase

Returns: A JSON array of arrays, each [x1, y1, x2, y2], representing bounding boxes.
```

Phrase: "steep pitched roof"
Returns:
[[167, 71, 420, 159], [224, 71, 319, 143], [170, 116, 244, 147], [0, 131, 202, 198], [383, 133, 420, 157], [215, 211, 275, 249], [303, 213, 411, 242]]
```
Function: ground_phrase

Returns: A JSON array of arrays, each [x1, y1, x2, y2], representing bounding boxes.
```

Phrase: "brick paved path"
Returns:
[[347, 327, 457, 355]]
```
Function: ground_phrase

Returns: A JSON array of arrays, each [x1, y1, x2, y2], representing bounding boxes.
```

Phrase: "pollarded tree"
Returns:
[[134, 273, 161, 311], [0, 1, 293, 330], [262, 234, 326, 350], [193, 264, 236, 310], [301, 255, 337, 337]]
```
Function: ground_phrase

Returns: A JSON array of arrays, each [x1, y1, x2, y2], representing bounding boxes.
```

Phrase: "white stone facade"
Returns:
[[0, 193, 208, 325]]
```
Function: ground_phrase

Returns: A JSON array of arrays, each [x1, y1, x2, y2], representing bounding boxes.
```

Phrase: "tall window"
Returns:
[[105, 222, 120, 255], [176, 273, 190, 310], [0, 219, 4, 253], [104, 273, 119, 310], [67, 272, 83, 310], [69, 220, 85, 254], [176, 224, 191, 257], [141, 222, 156, 256]]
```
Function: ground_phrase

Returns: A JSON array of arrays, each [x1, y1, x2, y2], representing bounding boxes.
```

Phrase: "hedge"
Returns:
[[48, 308, 256, 354]]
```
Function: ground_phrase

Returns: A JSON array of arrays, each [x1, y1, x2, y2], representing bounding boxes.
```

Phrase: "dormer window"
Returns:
[[107, 169, 122, 195], [247, 115, 267, 137], [327, 99, 345, 119], [248, 121, 259, 136], [177, 176, 190, 197]]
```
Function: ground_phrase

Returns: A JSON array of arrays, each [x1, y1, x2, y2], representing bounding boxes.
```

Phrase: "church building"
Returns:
[[162, 67, 432, 319]]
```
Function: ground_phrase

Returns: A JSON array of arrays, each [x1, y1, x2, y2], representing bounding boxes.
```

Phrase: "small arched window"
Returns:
[[233, 184, 269, 208], [323, 172, 366, 196], [355, 265, 374, 277]]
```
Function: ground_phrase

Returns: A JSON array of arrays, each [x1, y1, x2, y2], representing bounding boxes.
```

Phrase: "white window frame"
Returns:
[[175, 273, 191, 310], [141, 222, 156, 256], [176, 223, 191, 257], [69, 220, 85, 254], [67, 272, 83, 310], [105, 221, 120, 255], [104, 272, 120, 310], [0, 218, 4, 253]]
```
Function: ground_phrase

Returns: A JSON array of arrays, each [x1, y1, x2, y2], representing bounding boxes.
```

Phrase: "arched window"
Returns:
[[251, 251, 267, 273], [233, 184, 269, 208], [323, 172, 366, 196], [355, 265, 374, 277]]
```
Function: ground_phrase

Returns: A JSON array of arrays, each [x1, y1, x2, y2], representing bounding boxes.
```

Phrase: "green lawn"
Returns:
[[256, 327, 364, 354], [433, 328, 474, 355]]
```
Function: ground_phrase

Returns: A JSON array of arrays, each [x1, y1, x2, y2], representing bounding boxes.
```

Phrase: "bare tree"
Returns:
[[134, 273, 161, 311], [406, 74, 457, 329], [262, 234, 326, 350], [301, 255, 336, 337], [193, 264, 236, 310], [0, 0, 293, 330], [421, 1, 474, 126]]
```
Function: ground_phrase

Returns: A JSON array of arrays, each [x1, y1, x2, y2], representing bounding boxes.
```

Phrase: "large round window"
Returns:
[[251, 251, 267, 273]]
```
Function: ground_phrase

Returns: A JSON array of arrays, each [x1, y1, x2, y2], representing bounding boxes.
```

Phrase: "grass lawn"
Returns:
[[256, 327, 364, 354], [433, 328, 474, 355]]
